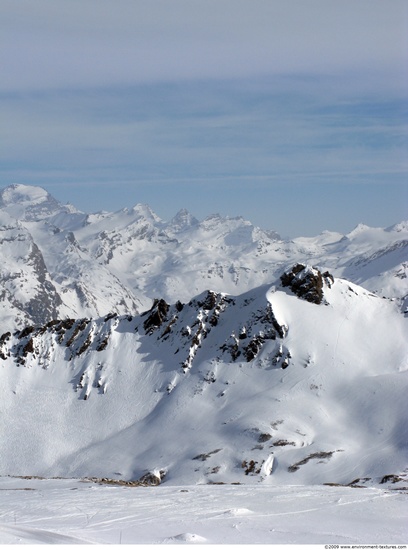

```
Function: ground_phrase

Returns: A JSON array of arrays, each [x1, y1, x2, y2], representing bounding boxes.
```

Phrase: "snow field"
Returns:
[[0, 478, 407, 544]]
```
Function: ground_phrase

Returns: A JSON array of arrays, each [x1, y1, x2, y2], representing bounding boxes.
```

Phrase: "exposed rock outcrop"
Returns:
[[280, 264, 334, 304]]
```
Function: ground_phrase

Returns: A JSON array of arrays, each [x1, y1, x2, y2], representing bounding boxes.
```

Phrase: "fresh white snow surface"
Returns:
[[0, 477, 407, 544]]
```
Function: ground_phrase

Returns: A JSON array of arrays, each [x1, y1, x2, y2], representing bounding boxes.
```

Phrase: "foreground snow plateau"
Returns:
[[0, 477, 407, 544]]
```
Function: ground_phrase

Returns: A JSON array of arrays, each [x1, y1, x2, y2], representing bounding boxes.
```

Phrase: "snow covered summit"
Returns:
[[0, 183, 75, 221]]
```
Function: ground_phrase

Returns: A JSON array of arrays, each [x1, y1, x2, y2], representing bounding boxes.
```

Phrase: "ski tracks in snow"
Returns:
[[1, 479, 406, 544]]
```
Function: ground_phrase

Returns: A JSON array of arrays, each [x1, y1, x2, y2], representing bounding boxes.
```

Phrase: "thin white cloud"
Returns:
[[1, 78, 405, 191], [1, 0, 407, 92]]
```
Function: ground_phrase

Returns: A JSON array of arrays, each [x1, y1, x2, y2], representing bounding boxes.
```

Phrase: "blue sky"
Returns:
[[1, 0, 407, 237]]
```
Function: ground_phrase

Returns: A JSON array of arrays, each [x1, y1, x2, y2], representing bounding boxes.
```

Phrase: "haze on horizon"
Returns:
[[0, 0, 407, 237]]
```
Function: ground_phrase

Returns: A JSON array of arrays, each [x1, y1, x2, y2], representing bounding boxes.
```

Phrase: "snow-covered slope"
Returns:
[[0, 185, 142, 329], [1, 265, 406, 488], [0, 185, 406, 336], [332, 222, 408, 312], [0, 210, 62, 329]]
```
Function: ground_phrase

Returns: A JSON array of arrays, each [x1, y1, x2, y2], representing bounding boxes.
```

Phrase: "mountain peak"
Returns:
[[347, 223, 373, 238], [0, 184, 63, 221], [168, 209, 199, 232], [386, 220, 408, 233], [0, 184, 50, 205], [131, 203, 161, 222], [280, 263, 334, 304]]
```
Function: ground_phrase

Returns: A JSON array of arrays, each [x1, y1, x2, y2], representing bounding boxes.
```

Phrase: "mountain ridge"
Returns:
[[0, 264, 407, 487]]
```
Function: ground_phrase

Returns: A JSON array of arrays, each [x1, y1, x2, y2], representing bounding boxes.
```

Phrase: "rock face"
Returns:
[[0, 212, 63, 329], [143, 299, 170, 334], [137, 470, 166, 486], [1, 285, 288, 376], [280, 264, 334, 304], [22, 242, 63, 324]]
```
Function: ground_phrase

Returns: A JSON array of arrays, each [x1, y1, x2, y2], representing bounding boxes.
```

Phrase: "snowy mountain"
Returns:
[[0, 184, 406, 488], [1, 264, 407, 488], [0, 184, 407, 334], [0, 210, 62, 329]]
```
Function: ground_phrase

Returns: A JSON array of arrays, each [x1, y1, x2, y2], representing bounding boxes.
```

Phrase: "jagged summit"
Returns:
[[168, 208, 199, 232], [280, 264, 334, 304]]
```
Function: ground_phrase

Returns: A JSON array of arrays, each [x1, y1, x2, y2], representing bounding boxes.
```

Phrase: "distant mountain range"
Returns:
[[0, 184, 407, 487], [0, 184, 406, 331]]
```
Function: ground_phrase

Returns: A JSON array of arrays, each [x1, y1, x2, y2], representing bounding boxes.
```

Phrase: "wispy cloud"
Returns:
[[1, 78, 406, 185], [1, 0, 407, 92]]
